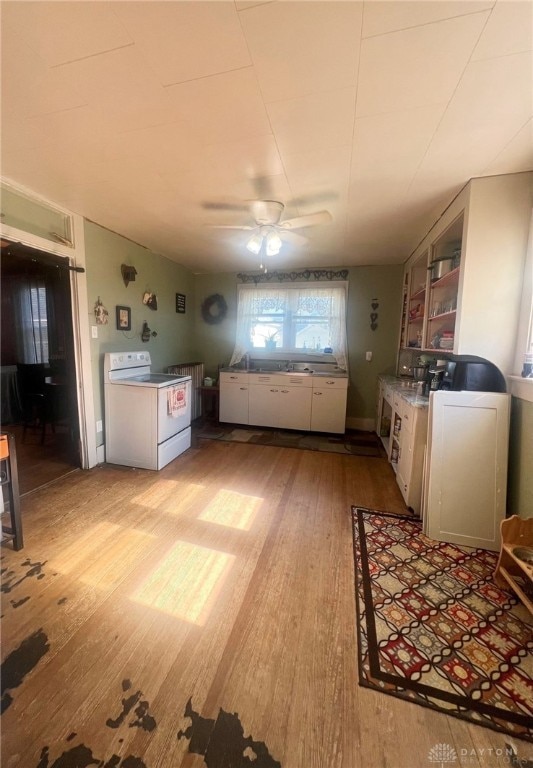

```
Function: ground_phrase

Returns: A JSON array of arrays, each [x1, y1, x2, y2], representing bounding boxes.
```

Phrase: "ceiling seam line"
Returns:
[[479, 119, 533, 176], [402, 6, 495, 220], [162, 64, 254, 89], [50, 42, 135, 68], [361, 5, 497, 42], [235, 4, 289, 211], [346, 3, 366, 228]]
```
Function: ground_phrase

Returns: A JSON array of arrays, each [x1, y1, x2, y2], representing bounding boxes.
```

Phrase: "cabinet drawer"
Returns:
[[312, 376, 348, 390], [220, 372, 249, 384], [249, 374, 312, 387]]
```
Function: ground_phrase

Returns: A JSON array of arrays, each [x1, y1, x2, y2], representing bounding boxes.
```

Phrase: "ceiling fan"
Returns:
[[208, 200, 332, 258]]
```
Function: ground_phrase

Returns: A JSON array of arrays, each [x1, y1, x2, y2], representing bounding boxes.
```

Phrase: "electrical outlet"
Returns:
[[96, 420, 102, 433], [91, 325, 98, 339]]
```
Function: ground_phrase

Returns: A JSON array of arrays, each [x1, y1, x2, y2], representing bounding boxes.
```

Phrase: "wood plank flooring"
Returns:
[[2, 424, 78, 496], [1, 438, 530, 768]]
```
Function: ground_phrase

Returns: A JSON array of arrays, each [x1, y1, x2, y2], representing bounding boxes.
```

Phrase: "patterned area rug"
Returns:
[[352, 507, 533, 742], [195, 426, 385, 457]]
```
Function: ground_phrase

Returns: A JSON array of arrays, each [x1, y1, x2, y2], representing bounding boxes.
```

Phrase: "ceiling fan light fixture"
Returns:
[[266, 229, 281, 256], [266, 230, 282, 256], [246, 233, 263, 255]]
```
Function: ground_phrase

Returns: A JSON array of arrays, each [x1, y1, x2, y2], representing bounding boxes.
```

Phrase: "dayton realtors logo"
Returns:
[[428, 743, 458, 765], [428, 743, 527, 766]]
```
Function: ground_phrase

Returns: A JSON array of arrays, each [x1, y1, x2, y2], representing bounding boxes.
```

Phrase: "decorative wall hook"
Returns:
[[94, 297, 109, 324], [143, 291, 158, 310], [121, 264, 137, 287], [141, 322, 157, 342], [370, 298, 379, 330]]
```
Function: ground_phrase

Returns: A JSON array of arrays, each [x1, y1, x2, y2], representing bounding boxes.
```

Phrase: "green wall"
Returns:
[[508, 396, 533, 518], [84, 221, 195, 445], [194, 264, 404, 422]]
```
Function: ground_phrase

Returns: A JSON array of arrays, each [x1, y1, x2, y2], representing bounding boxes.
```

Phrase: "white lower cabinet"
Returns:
[[221, 371, 347, 433], [310, 378, 348, 433], [248, 383, 281, 427], [219, 372, 249, 425], [278, 386, 312, 431], [377, 377, 428, 515], [248, 375, 313, 430], [395, 401, 428, 516]]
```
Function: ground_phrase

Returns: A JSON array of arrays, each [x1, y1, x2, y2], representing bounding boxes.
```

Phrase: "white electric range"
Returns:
[[104, 351, 192, 470]]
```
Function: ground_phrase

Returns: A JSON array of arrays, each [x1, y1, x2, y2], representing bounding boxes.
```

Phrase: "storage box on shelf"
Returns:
[[399, 172, 533, 375]]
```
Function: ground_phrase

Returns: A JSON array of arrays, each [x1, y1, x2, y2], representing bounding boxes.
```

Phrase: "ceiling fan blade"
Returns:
[[206, 224, 255, 231], [279, 230, 308, 246], [279, 211, 332, 230], [202, 201, 249, 212]]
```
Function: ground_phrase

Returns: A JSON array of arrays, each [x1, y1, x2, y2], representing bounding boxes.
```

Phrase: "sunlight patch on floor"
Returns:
[[131, 479, 206, 511], [198, 488, 263, 531], [131, 541, 235, 625], [49, 521, 157, 589]]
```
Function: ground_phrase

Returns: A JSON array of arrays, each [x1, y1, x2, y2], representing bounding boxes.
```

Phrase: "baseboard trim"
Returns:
[[346, 417, 376, 432]]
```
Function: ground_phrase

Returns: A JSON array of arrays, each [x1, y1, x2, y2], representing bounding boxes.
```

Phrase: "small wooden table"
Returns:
[[199, 385, 219, 422], [494, 515, 533, 615]]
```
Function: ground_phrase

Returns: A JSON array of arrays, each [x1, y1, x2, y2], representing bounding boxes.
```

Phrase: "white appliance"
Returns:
[[104, 351, 192, 470], [422, 390, 511, 552]]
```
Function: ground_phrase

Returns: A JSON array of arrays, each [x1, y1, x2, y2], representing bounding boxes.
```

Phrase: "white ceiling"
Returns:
[[1, 0, 532, 274]]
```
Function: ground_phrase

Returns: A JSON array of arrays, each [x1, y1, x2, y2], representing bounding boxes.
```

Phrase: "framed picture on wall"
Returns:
[[116, 305, 131, 331], [176, 293, 186, 313]]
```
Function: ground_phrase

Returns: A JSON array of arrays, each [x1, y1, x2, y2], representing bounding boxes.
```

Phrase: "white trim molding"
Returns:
[[0, 178, 97, 469]]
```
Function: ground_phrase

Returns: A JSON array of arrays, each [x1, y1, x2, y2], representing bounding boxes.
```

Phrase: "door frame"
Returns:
[[0, 181, 97, 469]]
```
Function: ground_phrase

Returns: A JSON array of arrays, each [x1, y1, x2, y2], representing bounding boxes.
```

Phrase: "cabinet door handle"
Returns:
[[326, 380, 335, 384], [281, 389, 289, 393], [314, 391, 323, 396], [239, 387, 247, 390], [270, 388, 278, 392], [230, 375, 237, 379]]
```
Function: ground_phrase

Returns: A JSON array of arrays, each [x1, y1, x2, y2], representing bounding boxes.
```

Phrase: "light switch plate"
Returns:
[[91, 326, 98, 339], [366, 351, 372, 361]]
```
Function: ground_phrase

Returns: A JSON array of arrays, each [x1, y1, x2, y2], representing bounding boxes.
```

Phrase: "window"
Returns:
[[13, 278, 49, 364], [514, 210, 533, 377], [230, 282, 348, 369]]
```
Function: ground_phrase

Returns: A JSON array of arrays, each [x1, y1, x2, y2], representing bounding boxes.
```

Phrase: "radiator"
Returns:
[[167, 362, 204, 421]]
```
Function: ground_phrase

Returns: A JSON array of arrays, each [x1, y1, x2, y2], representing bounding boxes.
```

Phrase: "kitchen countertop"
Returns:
[[220, 367, 348, 378], [379, 375, 429, 408]]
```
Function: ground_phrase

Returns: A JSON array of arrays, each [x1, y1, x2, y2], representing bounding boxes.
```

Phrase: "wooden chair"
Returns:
[[0, 432, 23, 550]]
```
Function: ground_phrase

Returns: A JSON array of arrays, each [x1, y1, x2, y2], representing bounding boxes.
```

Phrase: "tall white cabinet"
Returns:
[[400, 172, 533, 375], [422, 391, 511, 552]]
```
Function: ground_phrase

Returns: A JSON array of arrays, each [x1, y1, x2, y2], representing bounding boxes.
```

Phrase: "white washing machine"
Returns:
[[104, 351, 192, 470]]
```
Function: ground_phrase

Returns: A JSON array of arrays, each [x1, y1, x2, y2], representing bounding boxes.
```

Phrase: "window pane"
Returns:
[[251, 320, 283, 348], [294, 318, 330, 351]]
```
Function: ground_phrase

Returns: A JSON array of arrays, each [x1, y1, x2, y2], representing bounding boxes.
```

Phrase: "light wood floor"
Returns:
[[2, 423, 78, 496], [1, 439, 530, 768]]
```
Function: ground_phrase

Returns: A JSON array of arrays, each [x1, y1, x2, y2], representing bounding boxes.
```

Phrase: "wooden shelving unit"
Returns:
[[494, 515, 533, 615]]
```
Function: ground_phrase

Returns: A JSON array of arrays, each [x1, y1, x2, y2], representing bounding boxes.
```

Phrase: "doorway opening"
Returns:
[[1, 239, 81, 494]]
